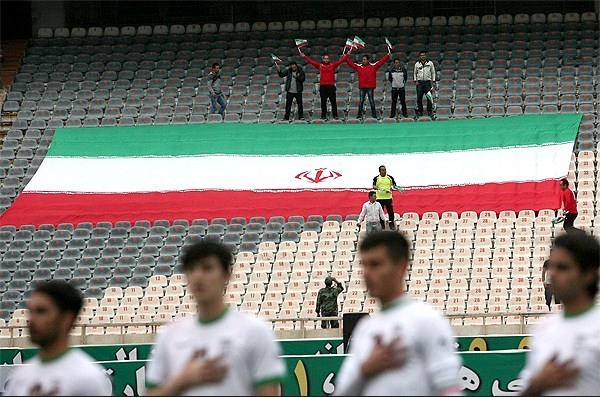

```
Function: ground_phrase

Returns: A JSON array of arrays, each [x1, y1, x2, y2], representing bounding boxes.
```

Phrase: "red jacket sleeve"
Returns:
[[345, 56, 359, 70], [331, 54, 349, 69], [375, 53, 391, 69], [303, 55, 320, 69]]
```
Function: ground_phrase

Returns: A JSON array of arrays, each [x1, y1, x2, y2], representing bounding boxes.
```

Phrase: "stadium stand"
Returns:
[[0, 11, 598, 339]]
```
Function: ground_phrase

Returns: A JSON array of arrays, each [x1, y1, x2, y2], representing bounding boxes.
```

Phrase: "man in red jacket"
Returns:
[[346, 52, 390, 119], [559, 178, 578, 233], [301, 51, 348, 120]]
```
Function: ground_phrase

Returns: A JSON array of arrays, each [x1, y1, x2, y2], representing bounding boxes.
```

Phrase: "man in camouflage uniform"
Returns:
[[316, 276, 344, 329]]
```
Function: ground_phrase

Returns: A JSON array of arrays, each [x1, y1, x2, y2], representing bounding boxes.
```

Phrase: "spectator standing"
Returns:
[[357, 191, 387, 235], [542, 259, 560, 311], [387, 58, 408, 118], [5, 281, 112, 396], [346, 53, 391, 119], [519, 233, 600, 396], [276, 61, 305, 121], [372, 165, 397, 230], [207, 63, 227, 116], [316, 276, 344, 329], [413, 51, 436, 118], [301, 51, 348, 120], [559, 178, 578, 233], [335, 231, 462, 396]]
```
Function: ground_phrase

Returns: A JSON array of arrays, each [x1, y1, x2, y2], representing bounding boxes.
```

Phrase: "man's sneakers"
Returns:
[[388, 221, 396, 231]]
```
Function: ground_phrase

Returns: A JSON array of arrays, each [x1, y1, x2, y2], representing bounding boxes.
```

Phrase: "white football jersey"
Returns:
[[335, 296, 462, 396], [145, 309, 286, 396], [519, 306, 600, 396], [5, 348, 112, 396]]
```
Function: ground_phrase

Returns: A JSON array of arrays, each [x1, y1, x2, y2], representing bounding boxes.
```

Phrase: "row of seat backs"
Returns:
[[37, 12, 598, 37]]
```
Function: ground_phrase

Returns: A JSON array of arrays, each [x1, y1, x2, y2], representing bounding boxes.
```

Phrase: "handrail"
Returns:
[[0, 312, 543, 346]]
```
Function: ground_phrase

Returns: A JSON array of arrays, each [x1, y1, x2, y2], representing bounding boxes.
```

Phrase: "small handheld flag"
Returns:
[[385, 37, 393, 51], [353, 36, 366, 49], [425, 88, 434, 104], [392, 185, 405, 193], [345, 38, 355, 50], [295, 39, 308, 48], [552, 210, 568, 225], [271, 54, 283, 63], [343, 38, 356, 54]]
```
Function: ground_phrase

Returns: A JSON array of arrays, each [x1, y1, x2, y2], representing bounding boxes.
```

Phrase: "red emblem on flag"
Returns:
[[295, 168, 342, 183]]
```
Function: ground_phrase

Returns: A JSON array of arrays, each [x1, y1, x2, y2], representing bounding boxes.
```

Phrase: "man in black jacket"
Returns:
[[277, 61, 305, 121], [387, 58, 408, 118]]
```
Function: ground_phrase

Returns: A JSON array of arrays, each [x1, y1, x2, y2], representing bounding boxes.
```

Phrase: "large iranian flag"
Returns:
[[0, 114, 580, 227]]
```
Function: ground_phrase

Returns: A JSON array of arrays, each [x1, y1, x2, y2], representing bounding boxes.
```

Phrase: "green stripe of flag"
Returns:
[[47, 114, 581, 158]]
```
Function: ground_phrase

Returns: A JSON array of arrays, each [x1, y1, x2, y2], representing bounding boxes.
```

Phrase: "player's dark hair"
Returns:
[[211, 62, 220, 68], [363, 54, 370, 60], [379, 165, 386, 171], [368, 190, 377, 198], [393, 58, 400, 62], [420, 50, 427, 55], [359, 231, 410, 263], [560, 178, 569, 186], [553, 233, 600, 298], [34, 280, 83, 316], [181, 241, 233, 273], [289, 60, 297, 66]]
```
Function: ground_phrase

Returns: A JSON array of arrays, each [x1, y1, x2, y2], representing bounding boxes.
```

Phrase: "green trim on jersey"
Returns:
[[39, 347, 71, 364], [197, 307, 229, 325], [381, 295, 410, 312], [563, 303, 596, 318], [145, 381, 159, 389]]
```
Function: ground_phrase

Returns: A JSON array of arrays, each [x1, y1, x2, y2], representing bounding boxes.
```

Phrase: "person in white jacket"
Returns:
[[357, 191, 387, 235]]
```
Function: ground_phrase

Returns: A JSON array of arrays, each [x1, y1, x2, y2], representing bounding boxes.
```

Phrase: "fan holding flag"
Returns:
[[275, 60, 305, 121], [300, 38, 349, 120], [345, 37, 391, 119]]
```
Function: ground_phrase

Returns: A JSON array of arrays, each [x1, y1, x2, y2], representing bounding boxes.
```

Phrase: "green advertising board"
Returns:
[[283, 351, 528, 396], [0, 336, 532, 395], [1, 351, 527, 396], [0, 334, 531, 366], [455, 335, 532, 352]]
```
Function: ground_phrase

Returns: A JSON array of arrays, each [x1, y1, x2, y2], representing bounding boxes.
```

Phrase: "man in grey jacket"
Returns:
[[276, 61, 306, 121], [387, 58, 408, 118], [207, 62, 226, 115]]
